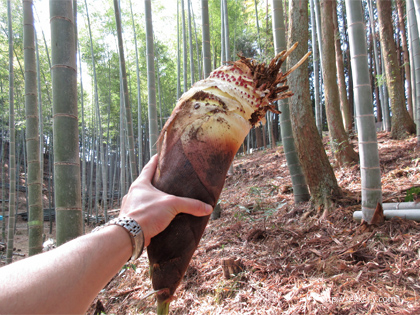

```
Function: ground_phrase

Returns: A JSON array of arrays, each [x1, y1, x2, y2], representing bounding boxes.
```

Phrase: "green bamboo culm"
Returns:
[[23, 0, 44, 256], [201, 0, 211, 78], [6, 0, 16, 265], [1, 95, 5, 241], [84, 0, 107, 222], [144, 0, 159, 158], [272, 0, 310, 204], [407, 0, 420, 146], [129, 0, 144, 170], [113, 0, 138, 179], [345, 0, 382, 223], [50, 0, 83, 246]]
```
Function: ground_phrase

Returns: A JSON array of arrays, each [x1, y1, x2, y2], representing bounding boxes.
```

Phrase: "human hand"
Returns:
[[120, 155, 213, 246]]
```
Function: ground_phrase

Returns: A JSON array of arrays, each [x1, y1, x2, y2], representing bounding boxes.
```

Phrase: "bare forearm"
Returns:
[[0, 226, 131, 314], [0, 155, 212, 314]]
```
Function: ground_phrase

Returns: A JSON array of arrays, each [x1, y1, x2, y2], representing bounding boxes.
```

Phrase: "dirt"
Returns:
[[1, 132, 420, 314]]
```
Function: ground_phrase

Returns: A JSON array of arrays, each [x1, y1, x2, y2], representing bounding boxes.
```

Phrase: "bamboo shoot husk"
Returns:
[[148, 43, 310, 313]]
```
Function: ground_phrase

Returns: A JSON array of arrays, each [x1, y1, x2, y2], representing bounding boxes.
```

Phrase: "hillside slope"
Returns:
[[2, 133, 419, 314], [87, 132, 420, 314]]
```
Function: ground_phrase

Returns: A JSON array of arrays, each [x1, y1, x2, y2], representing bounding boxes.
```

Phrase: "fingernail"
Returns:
[[205, 205, 213, 214]]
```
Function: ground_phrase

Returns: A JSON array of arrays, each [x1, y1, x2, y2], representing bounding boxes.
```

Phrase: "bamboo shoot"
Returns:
[[148, 43, 310, 313]]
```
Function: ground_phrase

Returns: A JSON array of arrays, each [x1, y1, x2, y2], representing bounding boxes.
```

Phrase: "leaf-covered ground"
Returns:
[[86, 132, 420, 315], [2, 133, 420, 314]]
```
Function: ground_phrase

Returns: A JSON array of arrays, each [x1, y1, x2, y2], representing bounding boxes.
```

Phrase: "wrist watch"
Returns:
[[92, 217, 145, 261]]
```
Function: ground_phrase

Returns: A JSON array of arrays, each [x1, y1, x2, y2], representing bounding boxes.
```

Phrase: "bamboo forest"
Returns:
[[1, 0, 420, 314]]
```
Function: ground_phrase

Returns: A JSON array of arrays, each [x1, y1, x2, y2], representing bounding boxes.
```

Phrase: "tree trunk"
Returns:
[[369, 33, 382, 124], [177, 0, 181, 98], [87, 133, 94, 225], [346, 0, 382, 224], [223, 0, 230, 61], [202, 0, 211, 78], [94, 136, 100, 223], [332, 1, 352, 133], [113, 0, 138, 179], [220, 0, 225, 65], [144, 0, 159, 157], [254, 0, 262, 53], [78, 41, 87, 229], [119, 80, 126, 197], [156, 56, 163, 130], [50, 0, 83, 246], [6, 0, 16, 264], [410, 0, 420, 147], [313, 0, 324, 134], [377, 0, 416, 139], [47, 135, 54, 234], [85, 0, 107, 221], [320, 0, 358, 166], [310, 0, 322, 135], [190, 2, 202, 80], [35, 32, 44, 187], [272, 0, 310, 204], [24, 0, 43, 256], [288, 0, 341, 213], [313, 0, 324, 66], [1, 90, 5, 240], [187, 0, 195, 84], [254, 0, 273, 148], [181, 0, 188, 91], [397, 0, 413, 118], [129, 0, 144, 170], [367, 0, 389, 131], [255, 125, 263, 148]]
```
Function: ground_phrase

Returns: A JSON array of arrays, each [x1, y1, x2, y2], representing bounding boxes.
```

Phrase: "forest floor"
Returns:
[[2, 132, 420, 314]]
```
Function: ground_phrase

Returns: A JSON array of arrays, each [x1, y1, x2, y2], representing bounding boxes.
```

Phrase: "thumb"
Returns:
[[172, 197, 213, 217]]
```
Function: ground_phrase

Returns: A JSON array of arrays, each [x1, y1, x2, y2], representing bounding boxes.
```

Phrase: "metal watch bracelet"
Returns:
[[92, 217, 145, 261]]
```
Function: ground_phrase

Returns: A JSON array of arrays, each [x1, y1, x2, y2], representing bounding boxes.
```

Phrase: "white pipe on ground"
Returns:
[[382, 202, 419, 210], [353, 207, 420, 223]]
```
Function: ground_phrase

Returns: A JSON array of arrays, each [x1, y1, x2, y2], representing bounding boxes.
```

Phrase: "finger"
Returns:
[[135, 154, 158, 183], [173, 197, 213, 217]]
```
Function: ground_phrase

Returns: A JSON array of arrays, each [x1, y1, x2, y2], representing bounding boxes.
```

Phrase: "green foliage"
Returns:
[[405, 187, 420, 202], [214, 276, 243, 304], [249, 186, 261, 197], [118, 262, 137, 276], [0, 0, 280, 176], [375, 73, 386, 87], [0, 0, 25, 127], [208, 0, 272, 66], [235, 185, 286, 224], [330, 138, 349, 155]]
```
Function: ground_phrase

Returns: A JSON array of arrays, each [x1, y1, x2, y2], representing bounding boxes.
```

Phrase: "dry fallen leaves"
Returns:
[[88, 132, 420, 315]]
